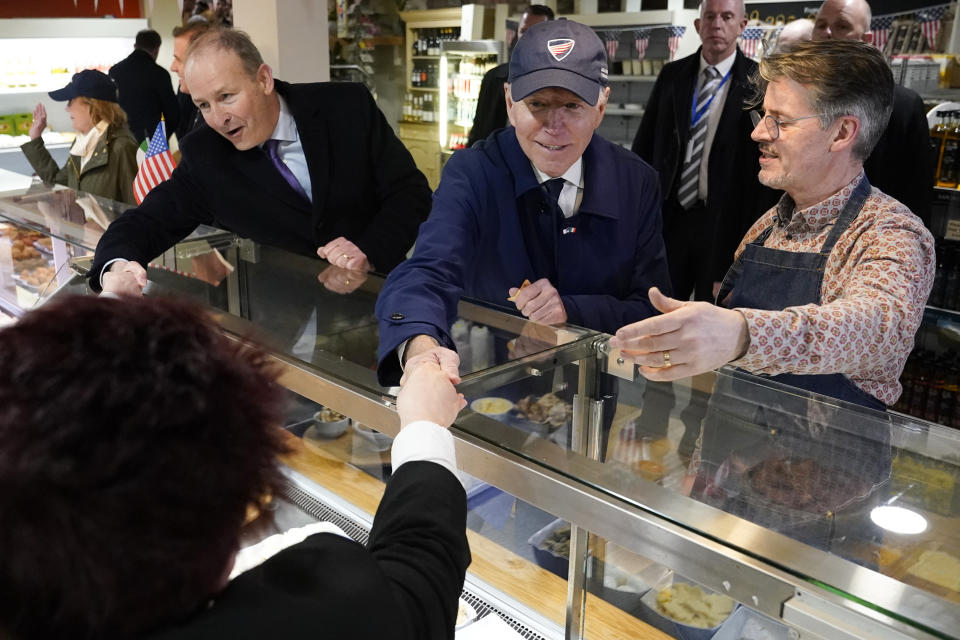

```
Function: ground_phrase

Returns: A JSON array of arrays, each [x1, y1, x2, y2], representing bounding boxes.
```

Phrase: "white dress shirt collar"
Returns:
[[266, 95, 297, 144], [699, 48, 737, 78], [530, 158, 583, 218]]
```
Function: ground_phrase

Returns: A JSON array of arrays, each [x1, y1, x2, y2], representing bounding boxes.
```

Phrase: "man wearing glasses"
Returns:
[[610, 41, 934, 411]]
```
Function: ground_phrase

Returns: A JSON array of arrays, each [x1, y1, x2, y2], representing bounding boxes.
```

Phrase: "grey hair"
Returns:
[[755, 39, 893, 161]]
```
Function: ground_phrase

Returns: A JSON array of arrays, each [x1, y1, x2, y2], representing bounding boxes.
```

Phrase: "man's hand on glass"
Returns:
[[317, 236, 372, 273], [608, 287, 749, 381], [401, 334, 461, 385], [101, 260, 147, 296], [508, 277, 567, 325]]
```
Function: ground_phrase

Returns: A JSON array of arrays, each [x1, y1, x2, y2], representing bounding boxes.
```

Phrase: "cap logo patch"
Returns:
[[547, 38, 575, 61]]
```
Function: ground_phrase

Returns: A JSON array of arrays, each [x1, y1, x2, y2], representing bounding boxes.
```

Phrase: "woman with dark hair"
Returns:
[[0, 295, 469, 640], [20, 69, 138, 204]]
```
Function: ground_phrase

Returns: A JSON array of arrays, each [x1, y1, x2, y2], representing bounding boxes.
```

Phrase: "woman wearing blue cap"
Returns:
[[20, 69, 138, 204]]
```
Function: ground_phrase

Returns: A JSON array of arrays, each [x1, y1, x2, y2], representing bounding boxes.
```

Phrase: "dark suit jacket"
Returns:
[[466, 63, 509, 148], [863, 85, 933, 226], [90, 81, 431, 290], [145, 461, 470, 640], [176, 89, 203, 142], [109, 49, 180, 144], [632, 48, 778, 281]]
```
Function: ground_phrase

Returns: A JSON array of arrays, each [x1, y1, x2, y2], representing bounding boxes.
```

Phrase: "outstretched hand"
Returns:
[[101, 261, 148, 296], [608, 287, 750, 381], [397, 362, 466, 428], [401, 334, 461, 385]]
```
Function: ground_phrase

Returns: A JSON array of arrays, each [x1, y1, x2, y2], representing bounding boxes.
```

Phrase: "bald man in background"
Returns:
[[777, 18, 814, 47], [813, 0, 933, 225]]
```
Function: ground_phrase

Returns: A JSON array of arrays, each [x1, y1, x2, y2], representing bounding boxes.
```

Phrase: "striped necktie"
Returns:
[[677, 66, 721, 210]]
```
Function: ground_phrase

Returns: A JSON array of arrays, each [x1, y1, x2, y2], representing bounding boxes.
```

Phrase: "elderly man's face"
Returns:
[[751, 77, 836, 198], [813, 0, 871, 41], [185, 48, 280, 151], [695, 0, 748, 63], [506, 86, 608, 178]]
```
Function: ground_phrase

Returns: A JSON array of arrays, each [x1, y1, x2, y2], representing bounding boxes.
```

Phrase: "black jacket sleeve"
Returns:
[[88, 150, 213, 291], [366, 461, 470, 640]]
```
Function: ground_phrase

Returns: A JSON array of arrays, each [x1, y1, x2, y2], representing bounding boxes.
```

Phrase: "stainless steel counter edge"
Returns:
[[215, 323, 956, 640]]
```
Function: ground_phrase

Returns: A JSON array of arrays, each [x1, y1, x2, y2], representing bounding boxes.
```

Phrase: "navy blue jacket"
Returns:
[[375, 127, 670, 385]]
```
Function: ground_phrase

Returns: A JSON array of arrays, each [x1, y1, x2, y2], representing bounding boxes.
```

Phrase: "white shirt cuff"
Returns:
[[391, 420, 458, 478], [99, 258, 129, 289], [396, 339, 409, 371]]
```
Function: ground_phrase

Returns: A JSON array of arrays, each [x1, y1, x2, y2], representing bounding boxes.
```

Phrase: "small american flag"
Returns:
[[918, 4, 948, 51], [870, 14, 895, 52], [739, 27, 764, 60], [132, 120, 176, 205], [605, 32, 620, 61], [666, 25, 686, 61], [635, 30, 649, 60]]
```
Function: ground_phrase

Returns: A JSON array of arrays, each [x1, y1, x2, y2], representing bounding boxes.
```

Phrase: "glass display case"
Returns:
[[439, 39, 502, 152], [0, 180, 957, 639], [0, 173, 235, 319]]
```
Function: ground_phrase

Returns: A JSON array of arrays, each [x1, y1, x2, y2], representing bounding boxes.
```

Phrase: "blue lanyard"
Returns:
[[690, 67, 732, 127]]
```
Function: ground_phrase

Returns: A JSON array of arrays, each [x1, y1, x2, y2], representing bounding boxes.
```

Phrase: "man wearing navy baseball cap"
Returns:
[[376, 18, 670, 388]]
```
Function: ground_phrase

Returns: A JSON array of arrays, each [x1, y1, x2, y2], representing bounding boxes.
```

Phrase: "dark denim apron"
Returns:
[[716, 175, 885, 410], [693, 177, 891, 555]]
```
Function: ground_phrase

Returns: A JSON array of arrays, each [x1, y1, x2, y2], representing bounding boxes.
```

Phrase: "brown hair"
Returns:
[[84, 97, 129, 131], [172, 18, 211, 41], [186, 27, 264, 79], [0, 295, 289, 638], [753, 39, 893, 161]]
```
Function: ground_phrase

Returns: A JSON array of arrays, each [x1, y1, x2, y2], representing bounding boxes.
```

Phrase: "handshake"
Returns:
[[397, 356, 466, 430]]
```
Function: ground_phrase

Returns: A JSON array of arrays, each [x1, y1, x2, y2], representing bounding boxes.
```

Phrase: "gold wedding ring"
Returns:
[[663, 350, 672, 368], [340, 253, 349, 263], [344, 279, 350, 285]]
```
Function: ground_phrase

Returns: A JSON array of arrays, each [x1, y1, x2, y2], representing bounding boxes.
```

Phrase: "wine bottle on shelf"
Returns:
[[937, 111, 959, 188], [931, 110, 946, 186]]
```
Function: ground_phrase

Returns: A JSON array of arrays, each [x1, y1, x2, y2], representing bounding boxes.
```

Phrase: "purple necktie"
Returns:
[[264, 139, 309, 201]]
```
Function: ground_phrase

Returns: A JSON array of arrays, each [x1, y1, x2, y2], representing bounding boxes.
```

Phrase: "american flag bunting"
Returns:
[[132, 120, 177, 205], [871, 14, 895, 51], [635, 30, 649, 60], [739, 27, 765, 60], [918, 4, 948, 51], [605, 32, 620, 61], [666, 26, 686, 61]]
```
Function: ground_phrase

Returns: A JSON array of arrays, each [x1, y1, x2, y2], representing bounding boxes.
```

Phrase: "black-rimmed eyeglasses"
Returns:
[[750, 110, 825, 140]]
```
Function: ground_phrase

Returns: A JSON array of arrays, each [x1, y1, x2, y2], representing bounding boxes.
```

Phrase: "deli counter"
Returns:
[[0, 178, 958, 640]]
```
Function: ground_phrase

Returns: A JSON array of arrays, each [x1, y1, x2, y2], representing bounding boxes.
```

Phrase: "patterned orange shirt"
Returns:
[[729, 172, 936, 405]]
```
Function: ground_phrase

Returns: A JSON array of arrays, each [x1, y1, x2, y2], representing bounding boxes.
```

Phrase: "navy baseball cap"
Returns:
[[509, 18, 608, 106], [48, 69, 118, 103]]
